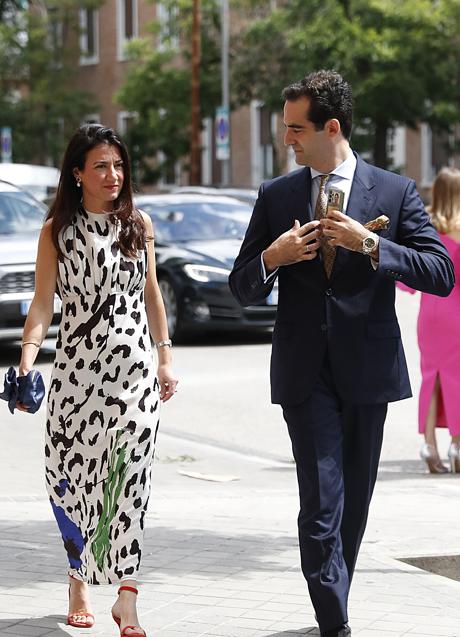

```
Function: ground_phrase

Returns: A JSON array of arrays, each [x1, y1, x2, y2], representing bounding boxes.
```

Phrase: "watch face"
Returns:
[[363, 235, 377, 254], [363, 236, 376, 250]]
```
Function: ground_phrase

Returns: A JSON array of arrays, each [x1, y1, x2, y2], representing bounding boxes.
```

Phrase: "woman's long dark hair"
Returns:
[[47, 124, 146, 259]]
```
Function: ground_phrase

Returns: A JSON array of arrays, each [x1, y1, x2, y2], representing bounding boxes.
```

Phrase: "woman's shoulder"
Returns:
[[36, 217, 59, 257], [41, 217, 54, 236], [137, 208, 153, 232]]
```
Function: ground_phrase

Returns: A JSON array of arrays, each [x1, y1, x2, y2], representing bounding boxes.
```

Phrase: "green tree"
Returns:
[[232, 0, 460, 168], [0, 0, 26, 19], [0, 0, 102, 165], [116, 0, 222, 184]]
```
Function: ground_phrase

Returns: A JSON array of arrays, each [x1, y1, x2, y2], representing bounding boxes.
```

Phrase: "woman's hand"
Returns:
[[158, 363, 179, 402], [16, 367, 30, 411]]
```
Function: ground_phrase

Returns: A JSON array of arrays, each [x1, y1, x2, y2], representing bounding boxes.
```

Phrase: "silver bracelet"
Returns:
[[155, 339, 172, 348]]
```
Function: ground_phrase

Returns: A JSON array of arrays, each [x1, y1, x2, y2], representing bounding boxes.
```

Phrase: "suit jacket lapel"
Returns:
[[288, 167, 312, 225], [345, 155, 377, 225]]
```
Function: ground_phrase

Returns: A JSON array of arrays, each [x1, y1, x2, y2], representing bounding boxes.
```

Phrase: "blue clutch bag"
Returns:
[[0, 366, 45, 414]]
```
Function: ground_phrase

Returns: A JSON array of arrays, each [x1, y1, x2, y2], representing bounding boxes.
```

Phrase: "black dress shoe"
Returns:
[[321, 624, 351, 637]]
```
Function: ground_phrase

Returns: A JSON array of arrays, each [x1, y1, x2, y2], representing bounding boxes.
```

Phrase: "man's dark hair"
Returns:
[[282, 70, 353, 140]]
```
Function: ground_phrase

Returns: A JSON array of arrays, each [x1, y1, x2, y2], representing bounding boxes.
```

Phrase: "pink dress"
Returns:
[[399, 235, 460, 435]]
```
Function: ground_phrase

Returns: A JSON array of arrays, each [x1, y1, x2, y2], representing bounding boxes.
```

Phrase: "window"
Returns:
[[117, 0, 139, 61], [79, 8, 99, 65], [156, 1, 179, 51], [387, 126, 406, 173], [117, 111, 137, 136], [46, 7, 63, 68]]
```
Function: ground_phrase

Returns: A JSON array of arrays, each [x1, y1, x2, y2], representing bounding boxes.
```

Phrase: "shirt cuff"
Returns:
[[370, 256, 378, 270], [261, 252, 279, 283]]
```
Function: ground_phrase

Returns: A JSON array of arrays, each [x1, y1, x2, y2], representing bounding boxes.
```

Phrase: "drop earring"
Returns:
[[76, 177, 81, 188]]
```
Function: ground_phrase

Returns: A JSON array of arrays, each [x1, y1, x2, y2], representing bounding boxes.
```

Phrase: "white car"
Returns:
[[0, 180, 60, 341], [170, 186, 258, 206], [0, 163, 59, 203]]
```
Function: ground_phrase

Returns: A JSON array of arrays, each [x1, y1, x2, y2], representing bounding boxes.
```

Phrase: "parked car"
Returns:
[[0, 163, 59, 203], [134, 193, 277, 340], [0, 180, 60, 341], [170, 185, 258, 206]]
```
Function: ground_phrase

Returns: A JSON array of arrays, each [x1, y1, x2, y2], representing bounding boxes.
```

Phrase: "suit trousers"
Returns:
[[282, 354, 386, 633]]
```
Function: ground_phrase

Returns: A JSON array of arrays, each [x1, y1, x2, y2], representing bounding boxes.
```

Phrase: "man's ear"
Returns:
[[326, 119, 341, 137]]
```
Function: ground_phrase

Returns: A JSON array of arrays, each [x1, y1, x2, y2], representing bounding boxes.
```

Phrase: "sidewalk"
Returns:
[[1, 428, 460, 637]]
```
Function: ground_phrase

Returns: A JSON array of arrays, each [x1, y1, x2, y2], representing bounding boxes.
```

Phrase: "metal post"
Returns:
[[190, 0, 201, 185], [220, 0, 230, 185]]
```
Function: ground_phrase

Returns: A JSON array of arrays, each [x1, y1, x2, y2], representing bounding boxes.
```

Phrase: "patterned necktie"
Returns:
[[314, 174, 336, 278]]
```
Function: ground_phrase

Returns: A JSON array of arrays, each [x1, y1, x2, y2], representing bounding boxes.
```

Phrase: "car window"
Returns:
[[0, 191, 45, 234], [139, 202, 251, 243]]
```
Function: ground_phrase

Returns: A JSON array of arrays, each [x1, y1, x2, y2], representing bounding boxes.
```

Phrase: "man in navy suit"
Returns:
[[229, 70, 454, 637]]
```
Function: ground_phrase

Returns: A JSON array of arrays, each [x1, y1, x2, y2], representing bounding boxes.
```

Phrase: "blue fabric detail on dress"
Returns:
[[56, 479, 69, 498], [50, 498, 84, 570]]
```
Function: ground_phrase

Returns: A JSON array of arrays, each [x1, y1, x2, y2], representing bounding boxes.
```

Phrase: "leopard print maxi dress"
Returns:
[[45, 208, 160, 585]]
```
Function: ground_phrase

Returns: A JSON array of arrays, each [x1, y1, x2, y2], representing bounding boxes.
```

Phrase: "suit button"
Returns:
[[320, 323, 328, 331], [325, 288, 332, 296]]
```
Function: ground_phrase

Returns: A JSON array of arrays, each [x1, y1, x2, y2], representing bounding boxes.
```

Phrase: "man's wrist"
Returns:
[[362, 232, 379, 256], [262, 248, 278, 274]]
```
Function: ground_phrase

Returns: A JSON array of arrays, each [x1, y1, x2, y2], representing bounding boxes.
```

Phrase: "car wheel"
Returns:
[[158, 276, 184, 341]]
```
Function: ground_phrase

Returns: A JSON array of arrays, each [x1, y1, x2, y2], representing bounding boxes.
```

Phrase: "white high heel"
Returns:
[[447, 442, 460, 473], [420, 443, 448, 474]]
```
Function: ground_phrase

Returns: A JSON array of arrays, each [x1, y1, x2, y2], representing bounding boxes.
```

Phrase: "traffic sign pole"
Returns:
[[1, 127, 12, 163], [219, 0, 230, 184]]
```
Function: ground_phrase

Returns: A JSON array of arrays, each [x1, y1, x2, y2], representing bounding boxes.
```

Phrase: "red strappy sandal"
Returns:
[[112, 585, 147, 637], [67, 610, 95, 629], [67, 578, 95, 628]]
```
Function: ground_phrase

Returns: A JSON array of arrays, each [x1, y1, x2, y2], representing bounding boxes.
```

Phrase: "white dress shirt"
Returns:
[[310, 151, 356, 214], [261, 151, 374, 282]]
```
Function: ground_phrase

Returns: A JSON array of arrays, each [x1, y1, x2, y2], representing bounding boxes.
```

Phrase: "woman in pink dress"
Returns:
[[400, 167, 460, 473]]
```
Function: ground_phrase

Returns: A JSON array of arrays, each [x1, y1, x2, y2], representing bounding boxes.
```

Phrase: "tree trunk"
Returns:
[[373, 121, 388, 169], [190, 0, 201, 185]]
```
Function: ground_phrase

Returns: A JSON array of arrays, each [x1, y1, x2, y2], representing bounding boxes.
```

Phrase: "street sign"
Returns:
[[1, 127, 12, 163], [215, 106, 230, 161]]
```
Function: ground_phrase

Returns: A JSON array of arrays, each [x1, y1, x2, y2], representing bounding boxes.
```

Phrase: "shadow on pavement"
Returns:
[[142, 524, 299, 578], [376, 458, 455, 479], [264, 629, 319, 636], [0, 518, 300, 587], [0, 616, 69, 634]]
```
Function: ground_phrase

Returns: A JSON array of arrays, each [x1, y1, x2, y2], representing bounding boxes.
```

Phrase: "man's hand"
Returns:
[[320, 210, 368, 252], [263, 219, 321, 273]]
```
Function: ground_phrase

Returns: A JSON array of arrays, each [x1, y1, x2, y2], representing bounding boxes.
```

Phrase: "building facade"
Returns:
[[74, 1, 459, 194]]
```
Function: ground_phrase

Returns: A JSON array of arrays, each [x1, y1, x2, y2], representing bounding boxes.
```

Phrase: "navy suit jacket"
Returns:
[[229, 155, 455, 406]]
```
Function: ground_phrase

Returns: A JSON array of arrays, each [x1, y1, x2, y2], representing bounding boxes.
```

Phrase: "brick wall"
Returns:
[[76, 0, 155, 131]]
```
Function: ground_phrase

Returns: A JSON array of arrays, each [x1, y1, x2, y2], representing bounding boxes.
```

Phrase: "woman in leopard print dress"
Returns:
[[18, 125, 177, 637]]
